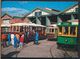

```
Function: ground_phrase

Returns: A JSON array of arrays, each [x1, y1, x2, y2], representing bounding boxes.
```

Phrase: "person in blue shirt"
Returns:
[[7, 33, 11, 46], [26, 31, 29, 43], [35, 30, 39, 45], [13, 34, 18, 48]]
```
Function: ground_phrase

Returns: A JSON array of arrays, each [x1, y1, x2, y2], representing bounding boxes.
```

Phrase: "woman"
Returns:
[[11, 33, 14, 46], [19, 34, 24, 48]]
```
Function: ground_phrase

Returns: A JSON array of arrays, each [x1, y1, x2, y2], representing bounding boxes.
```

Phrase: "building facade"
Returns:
[[24, 8, 60, 26]]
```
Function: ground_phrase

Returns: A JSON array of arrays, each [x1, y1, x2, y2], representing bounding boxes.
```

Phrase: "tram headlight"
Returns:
[[65, 39, 68, 42]]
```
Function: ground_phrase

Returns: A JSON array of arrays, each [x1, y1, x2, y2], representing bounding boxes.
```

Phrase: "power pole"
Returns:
[[77, 2, 80, 58]]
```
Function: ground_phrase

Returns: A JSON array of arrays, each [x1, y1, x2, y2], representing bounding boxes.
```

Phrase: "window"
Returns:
[[35, 12, 42, 17], [63, 27, 68, 35], [3, 20, 10, 24], [70, 26, 76, 35], [75, 8, 78, 12], [49, 29, 51, 32], [52, 29, 54, 32], [20, 26, 23, 32], [13, 26, 16, 31], [2, 27, 8, 32], [59, 26, 62, 35]]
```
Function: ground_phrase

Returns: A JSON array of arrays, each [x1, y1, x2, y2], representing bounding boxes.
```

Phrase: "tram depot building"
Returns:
[[1, 4, 78, 36]]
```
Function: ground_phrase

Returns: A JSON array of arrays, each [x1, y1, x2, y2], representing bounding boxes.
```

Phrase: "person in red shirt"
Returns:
[[1, 34, 7, 47], [19, 34, 24, 48]]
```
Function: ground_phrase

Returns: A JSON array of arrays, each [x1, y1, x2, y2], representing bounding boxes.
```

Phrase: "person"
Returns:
[[13, 34, 18, 48], [1, 33, 7, 47], [19, 34, 24, 48], [16, 33, 20, 46], [7, 33, 11, 46], [34, 30, 39, 45], [11, 33, 15, 46], [26, 31, 29, 43]]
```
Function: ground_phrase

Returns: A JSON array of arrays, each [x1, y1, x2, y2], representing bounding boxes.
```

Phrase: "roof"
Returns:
[[11, 22, 46, 27], [24, 7, 60, 18], [13, 16, 23, 18], [10, 18, 23, 24], [59, 3, 78, 14], [1, 13, 13, 18]]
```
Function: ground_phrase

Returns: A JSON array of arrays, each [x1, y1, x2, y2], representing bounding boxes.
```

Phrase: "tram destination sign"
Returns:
[[61, 22, 71, 26]]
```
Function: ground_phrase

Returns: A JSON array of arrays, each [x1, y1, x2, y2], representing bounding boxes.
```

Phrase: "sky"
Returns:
[[2, 1, 78, 17]]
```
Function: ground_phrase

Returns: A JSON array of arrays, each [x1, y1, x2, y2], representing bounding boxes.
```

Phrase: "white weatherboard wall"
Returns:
[[65, 5, 78, 13], [27, 9, 49, 17]]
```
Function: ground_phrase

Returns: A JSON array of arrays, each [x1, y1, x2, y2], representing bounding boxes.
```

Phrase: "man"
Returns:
[[35, 30, 39, 45], [7, 33, 11, 46], [16, 33, 20, 46], [14, 34, 18, 48]]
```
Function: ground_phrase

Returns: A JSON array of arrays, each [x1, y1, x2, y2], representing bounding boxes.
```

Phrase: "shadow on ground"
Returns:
[[1, 51, 20, 58]]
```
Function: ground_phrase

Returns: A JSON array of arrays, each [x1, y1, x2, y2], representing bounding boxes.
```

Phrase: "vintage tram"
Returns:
[[57, 19, 80, 48], [46, 24, 58, 41], [1, 23, 46, 42]]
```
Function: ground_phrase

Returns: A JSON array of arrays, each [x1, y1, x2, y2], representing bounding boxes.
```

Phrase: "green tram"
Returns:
[[57, 21, 80, 48]]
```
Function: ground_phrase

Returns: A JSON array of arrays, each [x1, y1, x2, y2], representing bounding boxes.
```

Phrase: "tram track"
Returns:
[[49, 42, 72, 58], [63, 48, 72, 58], [49, 43, 54, 58]]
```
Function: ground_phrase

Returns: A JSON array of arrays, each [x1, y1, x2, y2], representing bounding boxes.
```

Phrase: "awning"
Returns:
[[11, 23, 29, 26], [1, 23, 11, 27], [11, 22, 46, 27]]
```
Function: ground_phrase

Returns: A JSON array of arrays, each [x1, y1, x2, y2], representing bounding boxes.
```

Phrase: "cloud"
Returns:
[[2, 7, 29, 12], [17, 1, 28, 4], [2, 7, 30, 17]]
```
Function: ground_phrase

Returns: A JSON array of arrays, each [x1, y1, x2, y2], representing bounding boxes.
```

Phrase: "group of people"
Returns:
[[1, 30, 39, 48]]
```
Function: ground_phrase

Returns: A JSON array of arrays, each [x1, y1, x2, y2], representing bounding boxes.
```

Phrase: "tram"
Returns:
[[46, 24, 58, 41], [57, 19, 80, 48]]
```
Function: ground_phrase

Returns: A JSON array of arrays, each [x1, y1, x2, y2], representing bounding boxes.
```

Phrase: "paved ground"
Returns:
[[1, 39, 79, 58]]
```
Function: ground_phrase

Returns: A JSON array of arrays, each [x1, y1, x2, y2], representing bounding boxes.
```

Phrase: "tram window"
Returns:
[[20, 26, 23, 32], [64, 27, 68, 34], [50, 29, 52, 32], [52, 29, 54, 32], [70, 26, 75, 35], [59, 26, 62, 34], [17, 26, 19, 31], [13, 26, 16, 31]]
